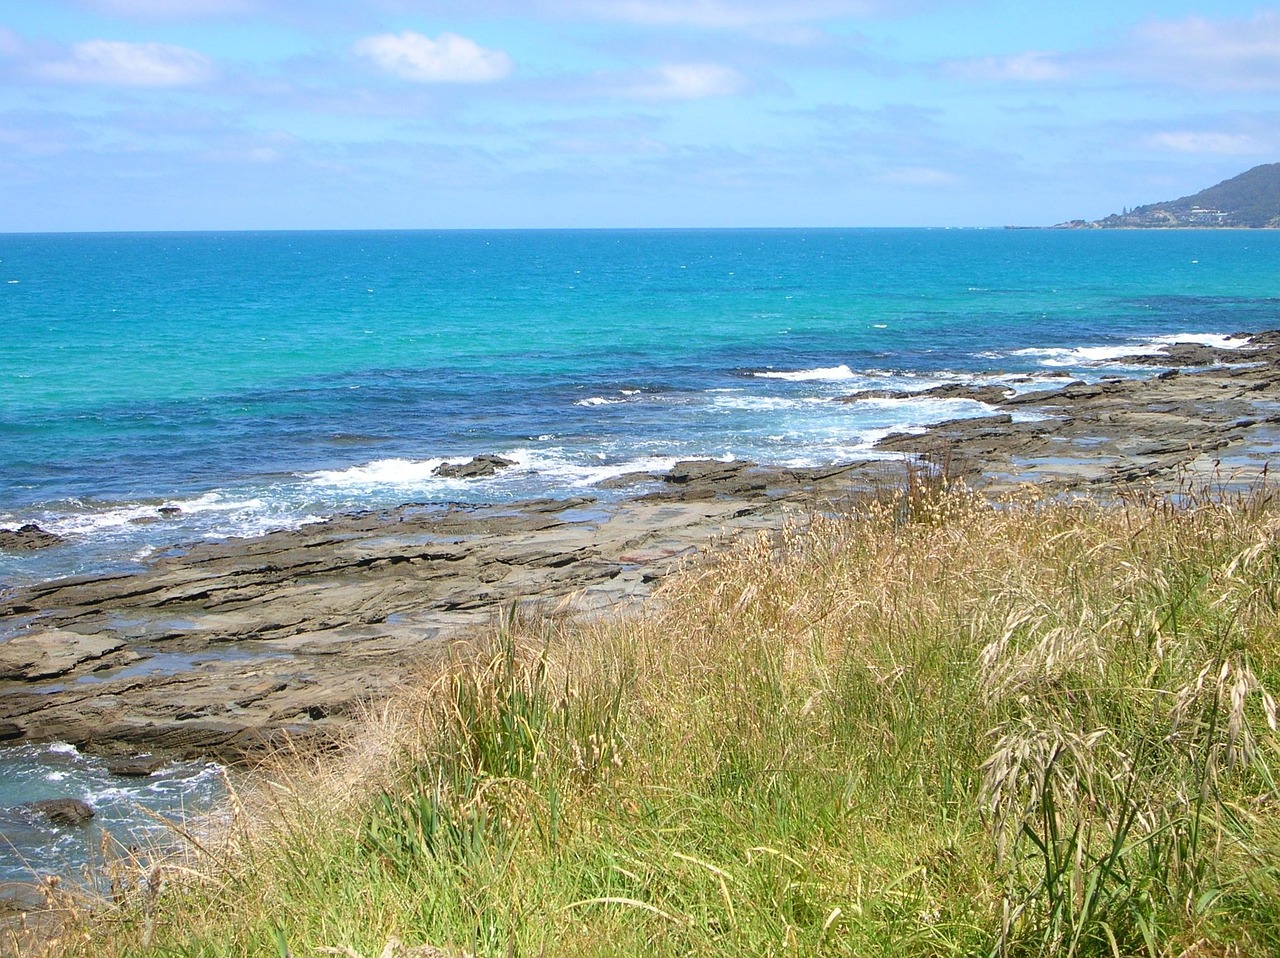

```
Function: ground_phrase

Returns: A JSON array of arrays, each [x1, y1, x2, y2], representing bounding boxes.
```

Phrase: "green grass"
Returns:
[[50, 482, 1280, 957]]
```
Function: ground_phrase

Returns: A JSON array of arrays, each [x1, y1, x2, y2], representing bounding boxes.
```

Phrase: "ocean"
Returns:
[[2, 226, 1278, 884]]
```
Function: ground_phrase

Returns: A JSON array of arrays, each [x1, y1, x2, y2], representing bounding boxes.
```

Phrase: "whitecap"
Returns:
[[753, 364, 857, 382], [303, 458, 449, 489], [1010, 345, 1157, 366], [1150, 332, 1251, 349], [710, 395, 833, 412], [1009, 331, 1253, 369]]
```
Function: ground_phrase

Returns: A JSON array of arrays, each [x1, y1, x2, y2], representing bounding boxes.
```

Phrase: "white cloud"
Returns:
[[354, 31, 513, 84], [38, 40, 217, 86], [628, 63, 747, 99], [1146, 131, 1263, 155], [1128, 13, 1280, 91], [946, 50, 1071, 83], [946, 12, 1280, 92]]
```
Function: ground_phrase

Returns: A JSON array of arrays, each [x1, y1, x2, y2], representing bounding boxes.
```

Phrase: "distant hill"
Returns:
[[1055, 163, 1280, 229]]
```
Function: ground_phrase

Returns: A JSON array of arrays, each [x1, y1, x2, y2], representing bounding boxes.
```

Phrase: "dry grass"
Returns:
[[41, 480, 1280, 957]]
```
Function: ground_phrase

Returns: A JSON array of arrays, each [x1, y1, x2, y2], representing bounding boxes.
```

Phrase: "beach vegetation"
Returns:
[[35, 479, 1280, 958]]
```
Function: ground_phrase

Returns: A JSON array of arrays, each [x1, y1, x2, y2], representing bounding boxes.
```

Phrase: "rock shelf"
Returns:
[[3, 332, 1280, 763]]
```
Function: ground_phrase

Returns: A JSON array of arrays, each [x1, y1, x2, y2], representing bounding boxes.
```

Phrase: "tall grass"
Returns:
[[50, 482, 1280, 957]]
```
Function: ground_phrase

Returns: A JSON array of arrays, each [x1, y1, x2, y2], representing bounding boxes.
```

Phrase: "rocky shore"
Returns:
[[3, 331, 1280, 765]]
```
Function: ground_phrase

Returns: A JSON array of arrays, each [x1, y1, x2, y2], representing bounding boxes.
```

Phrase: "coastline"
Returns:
[[3, 332, 1280, 764]]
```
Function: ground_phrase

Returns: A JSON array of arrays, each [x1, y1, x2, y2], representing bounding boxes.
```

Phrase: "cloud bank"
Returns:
[[37, 40, 217, 86], [354, 31, 514, 83]]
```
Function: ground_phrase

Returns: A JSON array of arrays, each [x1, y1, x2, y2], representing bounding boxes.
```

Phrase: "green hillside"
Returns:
[[1132, 163, 1280, 227], [1058, 163, 1280, 228]]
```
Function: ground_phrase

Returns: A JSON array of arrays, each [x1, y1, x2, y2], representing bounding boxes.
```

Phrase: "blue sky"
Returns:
[[2, 1, 1278, 230]]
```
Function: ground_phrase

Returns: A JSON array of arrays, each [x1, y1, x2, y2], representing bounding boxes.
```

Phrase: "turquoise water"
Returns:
[[3, 228, 1277, 585], [1, 227, 1278, 884]]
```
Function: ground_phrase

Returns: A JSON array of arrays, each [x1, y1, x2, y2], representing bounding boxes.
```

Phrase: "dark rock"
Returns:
[[1000, 383, 1085, 406], [0, 722, 23, 742], [433, 455, 517, 479], [663, 459, 753, 485], [841, 383, 1011, 405], [838, 388, 909, 402], [0, 524, 64, 552], [1127, 343, 1233, 368], [1243, 330, 1280, 348], [158, 506, 182, 517], [23, 799, 94, 826], [107, 756, 166, 777], [596, 471, 660, 489]]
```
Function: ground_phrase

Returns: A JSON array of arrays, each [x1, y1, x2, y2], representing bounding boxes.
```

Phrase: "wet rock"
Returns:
[[664, 459, 753, 485], [0, 722, 23, 742], [840, 383, 1011, 404], [1000, 382, 1086, 406], [838, 388, 909, 402], [23, 799, 94, 826], [595, 471, 660, 489], [106, 755, 167, 777], [1127, 342, 1230, 367], [158, 506, 182, 517], [921, 383, 1012, 403], [433, 455, 517, 479], [0, 524, 64, 552], [652, 459, 772, 499]]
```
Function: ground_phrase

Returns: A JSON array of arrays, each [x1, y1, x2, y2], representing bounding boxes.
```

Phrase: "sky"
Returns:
[[2, 1, 1278, 231]]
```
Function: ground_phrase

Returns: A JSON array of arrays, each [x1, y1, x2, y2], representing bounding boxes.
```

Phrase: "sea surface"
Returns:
[[2, 227, 1279, 884]]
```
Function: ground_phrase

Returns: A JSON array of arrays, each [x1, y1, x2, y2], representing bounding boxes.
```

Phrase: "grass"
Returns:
[[36, 478, 1280, 957]]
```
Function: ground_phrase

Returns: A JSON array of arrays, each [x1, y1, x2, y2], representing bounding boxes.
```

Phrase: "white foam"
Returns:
[[301, 448, 687, 497], [36, 492, 276, 540], [576, 397, 626, 407], [502, 448, 682, 488], [711, 395, 832, 412], [1010, 332, 1252, 368], [1011, 345, 1158, 366], [753, 364, 857, 382], [1150, 332, 1251, 349], [304, 457, 449, 488], [857, 396, 997, 414]]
